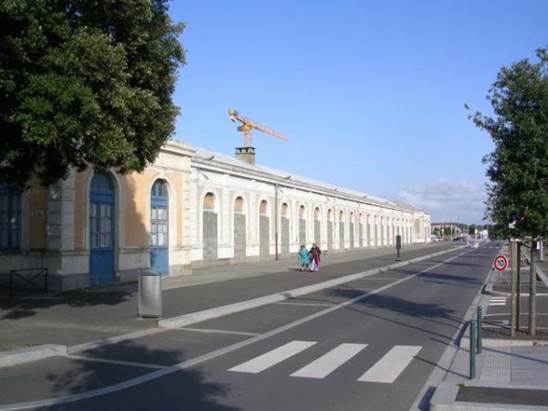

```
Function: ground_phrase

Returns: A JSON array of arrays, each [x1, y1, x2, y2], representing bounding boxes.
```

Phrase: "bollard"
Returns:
[[469, 319, 477, 379], [477, 306, 483, 354]]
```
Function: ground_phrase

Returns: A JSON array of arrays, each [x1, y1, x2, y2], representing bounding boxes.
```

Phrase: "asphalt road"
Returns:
[[0, 243, 502, 411]]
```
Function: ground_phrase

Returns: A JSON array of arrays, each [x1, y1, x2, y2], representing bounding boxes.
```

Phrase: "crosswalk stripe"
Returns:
[[228, 340, 316, 374], [290, 343, 367, 379], [358, 345, 421, 383]]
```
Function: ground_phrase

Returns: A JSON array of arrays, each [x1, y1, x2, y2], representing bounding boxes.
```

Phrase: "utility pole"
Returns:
[[274, 184, 279, 260]]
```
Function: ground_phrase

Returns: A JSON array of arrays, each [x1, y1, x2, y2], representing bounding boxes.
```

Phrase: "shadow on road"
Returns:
[[40, 340, 240, 411]]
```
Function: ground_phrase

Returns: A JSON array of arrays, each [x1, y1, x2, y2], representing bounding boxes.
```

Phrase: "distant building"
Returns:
[[0, 140, 431, 290], [431, 222, 468, 238]]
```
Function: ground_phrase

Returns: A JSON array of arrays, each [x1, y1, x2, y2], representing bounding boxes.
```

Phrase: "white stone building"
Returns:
[[0, 140, 431, 290]]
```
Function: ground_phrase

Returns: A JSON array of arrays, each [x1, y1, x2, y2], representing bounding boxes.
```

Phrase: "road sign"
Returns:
[[493, 255, 509, 272]]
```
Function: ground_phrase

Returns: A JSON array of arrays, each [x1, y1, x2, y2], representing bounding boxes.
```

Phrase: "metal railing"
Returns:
[[8, 268, 48, 298]]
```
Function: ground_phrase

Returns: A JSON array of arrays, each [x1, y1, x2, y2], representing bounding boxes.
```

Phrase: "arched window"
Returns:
[[299, 205, 305, 218], [152, 179, 168, 198], [0, 185, 21, 250], [314, 207, 320, 220], [151, 180, 169, 248], [234, 196, 244, 213], [281, 203, 289, 217], [259, 200, 269, 215], [203, 192, 216, 210]]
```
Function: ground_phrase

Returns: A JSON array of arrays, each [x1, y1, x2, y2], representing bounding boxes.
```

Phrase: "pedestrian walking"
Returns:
[[309, 243, 322, 272], [297, 245, 310, 271]]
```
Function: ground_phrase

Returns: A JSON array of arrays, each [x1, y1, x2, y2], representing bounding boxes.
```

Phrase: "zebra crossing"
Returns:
[[488, 296, 506, 306], [228, 340, 422, 383]]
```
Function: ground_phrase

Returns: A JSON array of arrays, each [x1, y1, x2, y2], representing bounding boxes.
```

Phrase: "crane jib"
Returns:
[[228, 108, 289, 147]]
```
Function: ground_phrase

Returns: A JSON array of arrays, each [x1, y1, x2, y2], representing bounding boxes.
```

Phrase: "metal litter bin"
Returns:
[[138, 270, 162, 318]]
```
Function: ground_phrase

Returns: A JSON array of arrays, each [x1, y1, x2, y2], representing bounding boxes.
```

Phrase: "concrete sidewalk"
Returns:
[[0, 242, 454, 356], [430, 242, 548, 411]]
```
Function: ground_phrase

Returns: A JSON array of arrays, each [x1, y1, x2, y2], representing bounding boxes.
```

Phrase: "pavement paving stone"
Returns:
[[479, 347, 511, 385], [510, 346, 548, 387]]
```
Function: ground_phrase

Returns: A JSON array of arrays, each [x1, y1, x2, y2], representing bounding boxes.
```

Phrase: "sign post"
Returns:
[[511, 240, 517, 337]]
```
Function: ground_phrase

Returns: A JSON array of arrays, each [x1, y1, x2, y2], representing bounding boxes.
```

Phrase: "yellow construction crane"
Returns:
[[228, 108, 288, 147]]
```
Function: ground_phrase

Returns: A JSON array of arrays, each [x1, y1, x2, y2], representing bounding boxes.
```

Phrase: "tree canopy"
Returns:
[[469, 48, 548, 237], [0, 0, 185, 188]]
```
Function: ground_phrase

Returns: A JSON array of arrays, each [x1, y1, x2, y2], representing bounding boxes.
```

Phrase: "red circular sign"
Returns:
[[493, 255, 509, 272]]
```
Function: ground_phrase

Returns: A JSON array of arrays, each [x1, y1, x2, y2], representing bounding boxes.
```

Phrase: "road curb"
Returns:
[[158, 245, 467, 329], [0, 344, 67, 369]]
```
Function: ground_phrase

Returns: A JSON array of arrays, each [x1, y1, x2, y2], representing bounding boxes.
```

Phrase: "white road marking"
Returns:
[[290, 343, 367, 379], [488, 302, 506, 306], [174, 327, 259, 337], [0, 248, 470, 411], [228, 340, 316, 374], [358, 345, 422, 383], [275, 301, 335, 307], [66, 355, 166, 370]]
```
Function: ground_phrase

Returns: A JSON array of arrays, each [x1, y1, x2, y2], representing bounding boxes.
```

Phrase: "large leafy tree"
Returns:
[[469, 48, 548, 238], [0, 0, 185, 188]]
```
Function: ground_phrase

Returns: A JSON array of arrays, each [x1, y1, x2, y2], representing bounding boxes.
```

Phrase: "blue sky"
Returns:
[[168, 1, 547, 224]]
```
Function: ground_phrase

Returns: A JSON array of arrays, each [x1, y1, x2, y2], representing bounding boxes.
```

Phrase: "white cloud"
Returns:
[[397, 179, 488, 224]]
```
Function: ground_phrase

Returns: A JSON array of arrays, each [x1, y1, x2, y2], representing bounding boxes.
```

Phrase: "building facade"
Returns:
[[0, 140, 431, 290]]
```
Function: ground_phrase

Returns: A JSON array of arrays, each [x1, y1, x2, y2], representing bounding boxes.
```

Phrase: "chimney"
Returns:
[[235, 146, 256, 165]]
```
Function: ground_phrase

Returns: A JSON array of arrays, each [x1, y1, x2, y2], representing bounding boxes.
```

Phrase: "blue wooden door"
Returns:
[[89, 172, 115, 286], [150, 180, 168, 276]]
